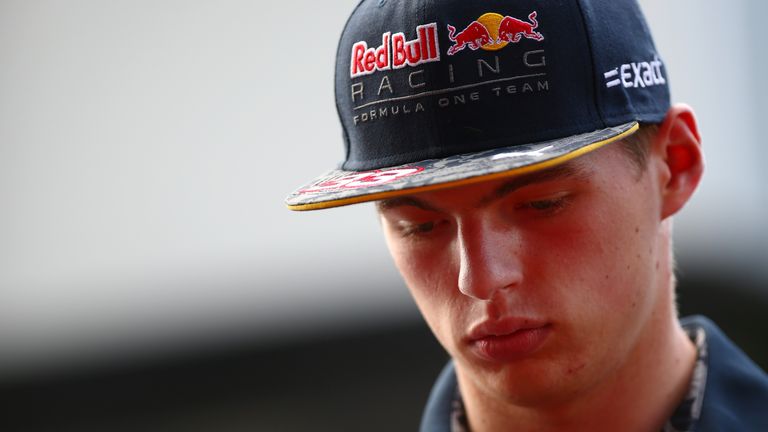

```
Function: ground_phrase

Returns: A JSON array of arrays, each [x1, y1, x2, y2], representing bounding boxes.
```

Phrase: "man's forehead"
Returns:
[[377, 159, 592, 212]]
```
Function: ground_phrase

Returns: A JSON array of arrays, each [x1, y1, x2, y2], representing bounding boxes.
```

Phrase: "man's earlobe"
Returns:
[[654, 104, 704, 219]]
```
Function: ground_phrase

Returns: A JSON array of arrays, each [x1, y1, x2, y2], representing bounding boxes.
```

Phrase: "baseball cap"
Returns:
[[286, 0, 669, 211]]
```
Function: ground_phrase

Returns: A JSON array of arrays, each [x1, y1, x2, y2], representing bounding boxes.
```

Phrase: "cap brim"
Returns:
[[286, 121, 638, 211]]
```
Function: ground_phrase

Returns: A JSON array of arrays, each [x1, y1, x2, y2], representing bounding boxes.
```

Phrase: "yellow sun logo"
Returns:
[[476, 13, 509, 51]]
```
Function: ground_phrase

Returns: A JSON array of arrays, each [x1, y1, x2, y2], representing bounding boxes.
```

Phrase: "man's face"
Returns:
[[379, 143, 669, 405]]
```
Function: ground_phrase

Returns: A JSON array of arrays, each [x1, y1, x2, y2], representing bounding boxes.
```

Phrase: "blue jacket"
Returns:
[[420, 316, 768, 431]]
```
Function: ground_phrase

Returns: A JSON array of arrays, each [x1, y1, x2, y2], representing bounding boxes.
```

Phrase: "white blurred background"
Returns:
[[1, 0, 766, 381]]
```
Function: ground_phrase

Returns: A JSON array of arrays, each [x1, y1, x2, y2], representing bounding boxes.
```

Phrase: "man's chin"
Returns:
[[457, 354, 597, 408]]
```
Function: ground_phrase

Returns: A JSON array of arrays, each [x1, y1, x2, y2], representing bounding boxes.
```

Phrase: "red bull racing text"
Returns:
[[348, 12, 549, 126], [350, 23, 440, 78]]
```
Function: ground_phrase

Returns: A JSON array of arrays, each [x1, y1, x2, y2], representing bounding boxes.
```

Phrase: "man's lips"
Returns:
[[466, 317, 551, 362]]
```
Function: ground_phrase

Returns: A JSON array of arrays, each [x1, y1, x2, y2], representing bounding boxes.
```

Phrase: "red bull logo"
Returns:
[[446, 11, 544, 56], [350, 23, 440, 78]]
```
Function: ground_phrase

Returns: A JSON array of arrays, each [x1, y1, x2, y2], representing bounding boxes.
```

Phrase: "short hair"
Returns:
[[617, 123, 659, 174]]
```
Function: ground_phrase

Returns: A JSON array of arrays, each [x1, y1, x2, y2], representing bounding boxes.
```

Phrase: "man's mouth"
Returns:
[[466, 317, 552, 362]]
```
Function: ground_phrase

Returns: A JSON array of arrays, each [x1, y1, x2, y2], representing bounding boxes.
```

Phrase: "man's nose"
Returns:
[[456, 219, 524, 300]]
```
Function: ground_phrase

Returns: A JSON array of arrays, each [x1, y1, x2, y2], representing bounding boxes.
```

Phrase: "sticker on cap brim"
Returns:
[[299, 166, 425, 194]]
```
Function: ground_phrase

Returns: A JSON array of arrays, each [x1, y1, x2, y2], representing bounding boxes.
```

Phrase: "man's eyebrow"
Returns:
[[377, 196, 440, 212], [478, 162, 590, 207]]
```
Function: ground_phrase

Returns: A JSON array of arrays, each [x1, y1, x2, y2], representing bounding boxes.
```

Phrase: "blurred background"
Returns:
[[1, 1, 766, 431]]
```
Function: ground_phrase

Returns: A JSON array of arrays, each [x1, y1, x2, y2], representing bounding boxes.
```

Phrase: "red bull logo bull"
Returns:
[[446, 11, 544, 56], [446, 21, 495, 55]]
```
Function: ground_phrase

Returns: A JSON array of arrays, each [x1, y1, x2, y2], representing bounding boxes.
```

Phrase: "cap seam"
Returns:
[[572, 0, 606, 128], [421, 0, 441, 159]]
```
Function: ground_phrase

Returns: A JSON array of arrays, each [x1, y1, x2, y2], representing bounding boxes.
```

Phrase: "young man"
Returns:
[[286, 0, 768, 430]]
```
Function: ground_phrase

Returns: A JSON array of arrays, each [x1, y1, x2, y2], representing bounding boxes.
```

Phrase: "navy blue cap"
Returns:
[[286, 0, 669, 211]]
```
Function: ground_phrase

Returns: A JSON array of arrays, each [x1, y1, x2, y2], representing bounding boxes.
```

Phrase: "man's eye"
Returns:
[[396, 220, 443, 238], [530, 200, 560, 210], [516, 196, 570, 215]]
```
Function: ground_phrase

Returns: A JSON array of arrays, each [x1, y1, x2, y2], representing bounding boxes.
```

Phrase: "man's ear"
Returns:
[[652, 104, 704, 219]]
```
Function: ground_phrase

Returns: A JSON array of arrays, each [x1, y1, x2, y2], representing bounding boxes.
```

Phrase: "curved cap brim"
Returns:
[[285, 121, 638, 211]]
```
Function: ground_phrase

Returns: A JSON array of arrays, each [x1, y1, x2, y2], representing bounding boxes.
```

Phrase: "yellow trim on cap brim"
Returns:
[[287, 123, 639, 211]]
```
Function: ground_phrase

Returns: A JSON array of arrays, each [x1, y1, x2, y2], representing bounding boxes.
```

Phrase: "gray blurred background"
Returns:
[[1, 1, 766, 431]]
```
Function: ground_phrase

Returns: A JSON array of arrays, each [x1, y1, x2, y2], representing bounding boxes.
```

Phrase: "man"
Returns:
[[286, 0, 768, 430]]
